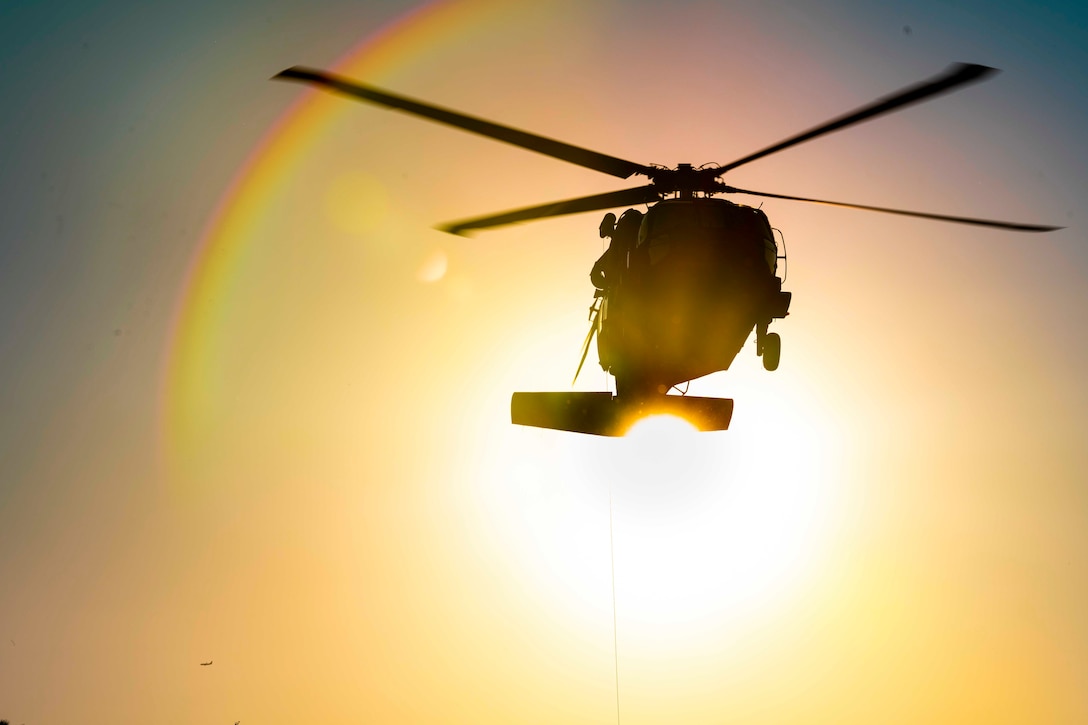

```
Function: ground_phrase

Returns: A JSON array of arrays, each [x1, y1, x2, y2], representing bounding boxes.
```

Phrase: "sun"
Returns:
[[469, 373, 843, 657], [623, 411, 699, 438]]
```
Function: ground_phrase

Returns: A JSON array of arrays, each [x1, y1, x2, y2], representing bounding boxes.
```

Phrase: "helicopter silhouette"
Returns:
[[274, 63, 1058, 436]]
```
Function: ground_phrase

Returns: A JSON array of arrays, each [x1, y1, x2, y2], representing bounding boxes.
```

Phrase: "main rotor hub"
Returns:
[[647, 163, 724, 198]]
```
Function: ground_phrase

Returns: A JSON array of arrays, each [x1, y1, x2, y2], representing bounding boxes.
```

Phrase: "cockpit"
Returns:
[[637, 198, 778, 274]]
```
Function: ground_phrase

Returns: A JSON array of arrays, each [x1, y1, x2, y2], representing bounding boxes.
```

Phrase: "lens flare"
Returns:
[[417, 248, 449, 283]]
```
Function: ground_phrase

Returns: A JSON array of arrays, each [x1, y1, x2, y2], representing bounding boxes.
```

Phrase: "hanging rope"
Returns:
[[608, 482, 621, 725]]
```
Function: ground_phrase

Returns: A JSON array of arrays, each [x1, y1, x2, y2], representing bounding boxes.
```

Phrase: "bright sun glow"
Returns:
[[474, 375, 842, 657], [623, 412, 698, 439]]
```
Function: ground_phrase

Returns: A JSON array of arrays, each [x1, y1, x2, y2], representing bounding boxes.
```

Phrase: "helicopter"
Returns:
[[274, 63, 1059, 436]]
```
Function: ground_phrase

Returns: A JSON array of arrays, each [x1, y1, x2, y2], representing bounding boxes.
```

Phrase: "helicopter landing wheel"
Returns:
[[762, 332, 781, 371]]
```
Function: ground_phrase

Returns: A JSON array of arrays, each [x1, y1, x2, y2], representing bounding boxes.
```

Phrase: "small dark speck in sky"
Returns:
[[903, 25, 912, 35]]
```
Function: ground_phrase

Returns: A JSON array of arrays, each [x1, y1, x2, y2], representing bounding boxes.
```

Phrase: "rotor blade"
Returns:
[[439, 185, 661, 235], [716, 63, 999, 174], [726, 186, 1062, 232], [274, 66, 651, 179]]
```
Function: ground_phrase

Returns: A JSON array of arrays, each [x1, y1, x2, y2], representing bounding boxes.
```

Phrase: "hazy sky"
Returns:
[[1, 1, 1086, 723]]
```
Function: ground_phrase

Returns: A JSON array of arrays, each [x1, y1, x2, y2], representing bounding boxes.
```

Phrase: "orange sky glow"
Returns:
[[1, 1, 1085, 723]]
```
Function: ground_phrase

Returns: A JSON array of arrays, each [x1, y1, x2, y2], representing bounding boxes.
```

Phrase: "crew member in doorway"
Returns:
[[590, 209, 643, 291]]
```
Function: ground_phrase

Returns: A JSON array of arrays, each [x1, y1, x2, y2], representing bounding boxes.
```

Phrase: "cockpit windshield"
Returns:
[[637, 199, 778, 273], [638, 199, 772, 246]]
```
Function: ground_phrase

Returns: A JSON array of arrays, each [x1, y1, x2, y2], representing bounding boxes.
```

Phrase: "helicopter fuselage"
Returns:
[[596, 198, 790, 397]]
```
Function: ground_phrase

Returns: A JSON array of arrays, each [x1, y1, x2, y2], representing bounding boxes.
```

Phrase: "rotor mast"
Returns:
[[676, 163, 695, 200]]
